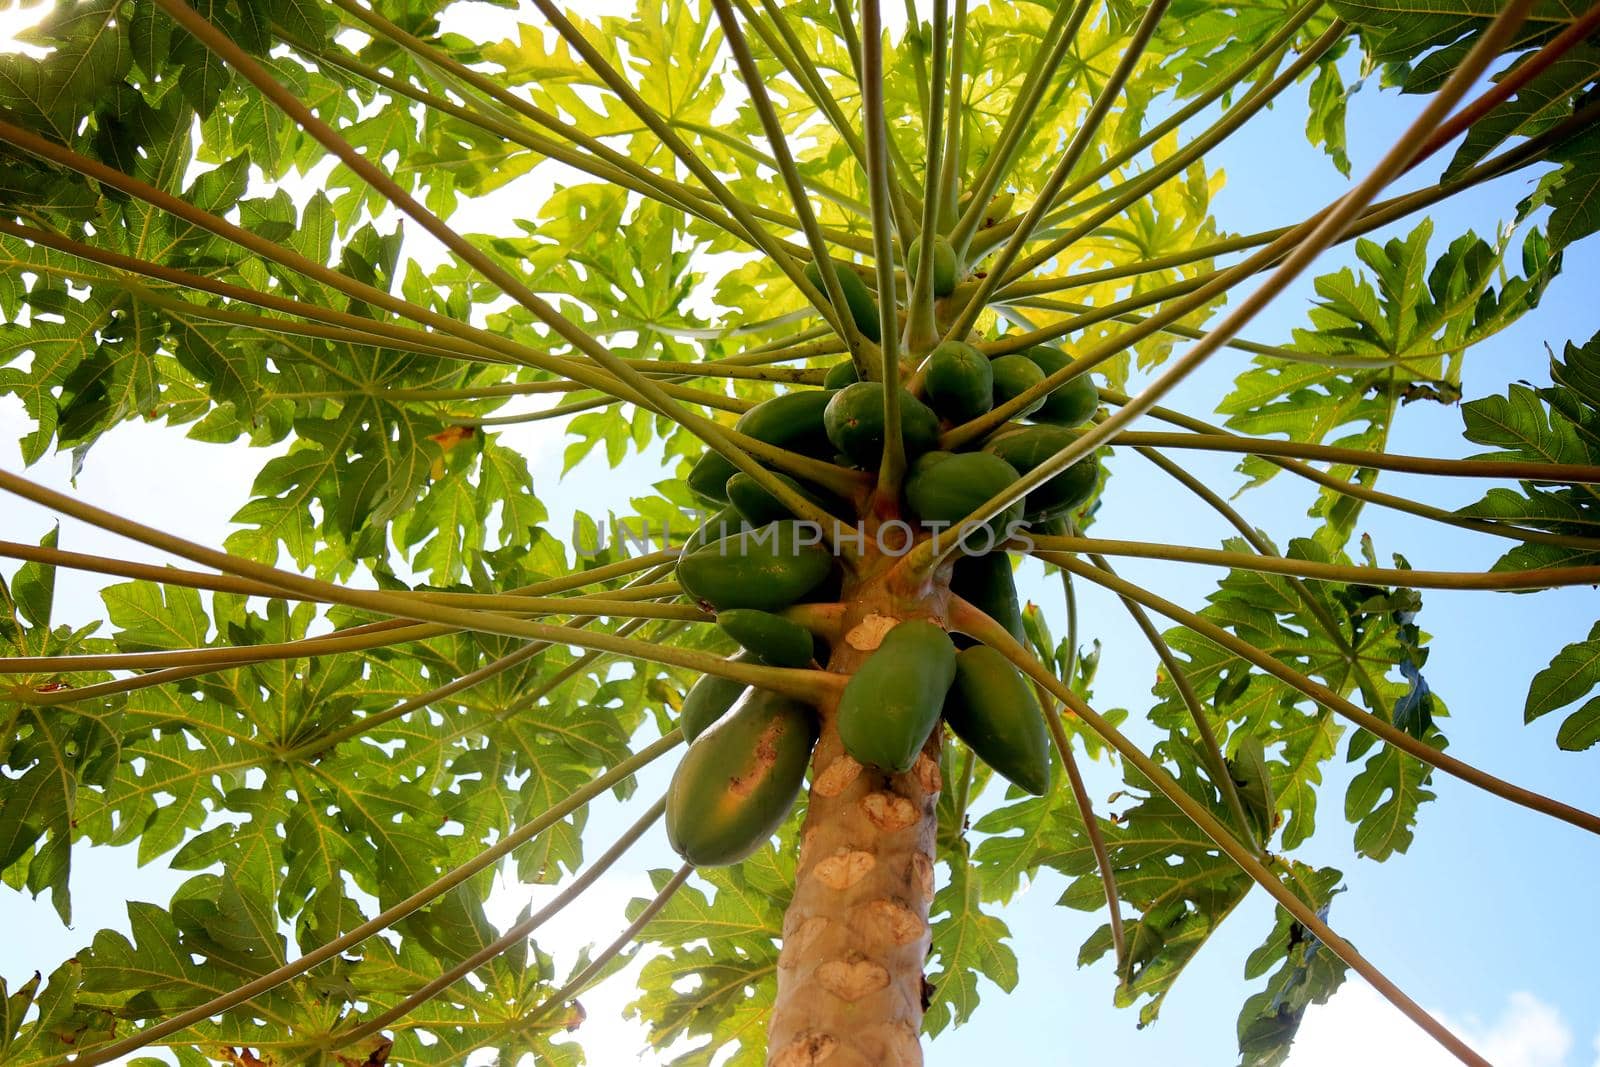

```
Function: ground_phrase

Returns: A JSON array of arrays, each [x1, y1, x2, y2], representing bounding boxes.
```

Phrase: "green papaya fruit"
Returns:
[[725, 470, 846, 526], [990, 354, 1047, 417], [666, 689, 818, 866], [943, 645, 1052, 795], [908, 234, 959, 297], [923, 341, 993, 423], [686, 389, 835, 503], [904, 450, 1024, 547], [985, 190, 1015, 225], [805, 259, 881, 343], [823, 360, 861, 390], [949, 551, 1026, 645], [718, 609, 816, 668], [682, 505, 747, 555], [686, 453, 737, 505], [680, 652, 755, 741], [1021, 346, 1098, 427], [984, 425, 1098, 520], [677, 520, 835, 611], [823, 381, 941, 468], [837, 620, 957, 772]]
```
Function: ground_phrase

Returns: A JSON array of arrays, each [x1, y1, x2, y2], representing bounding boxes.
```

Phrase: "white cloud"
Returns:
[[1288, 982, 1577, 1067]]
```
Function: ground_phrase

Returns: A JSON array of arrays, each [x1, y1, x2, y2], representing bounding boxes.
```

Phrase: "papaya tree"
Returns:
[[2, 0, 1599, 1064]]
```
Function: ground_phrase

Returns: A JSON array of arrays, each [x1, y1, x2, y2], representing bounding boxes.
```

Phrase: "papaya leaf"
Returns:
[[1525, 620, 1600, 750], [1235, 863, 1348, 1067], [627, 841, 792, 1065], [1218, 221, 1556, 548], [1332, 0, 1581, 94], [924, 857, 1019, 1036], [1456, 328, 1600, 569]]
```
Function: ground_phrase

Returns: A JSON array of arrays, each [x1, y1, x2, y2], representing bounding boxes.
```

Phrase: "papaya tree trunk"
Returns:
[[766, 560, 944, 1066]]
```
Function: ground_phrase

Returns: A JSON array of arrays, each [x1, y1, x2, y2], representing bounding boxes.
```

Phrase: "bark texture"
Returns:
[[766, 558, 944, 1067]]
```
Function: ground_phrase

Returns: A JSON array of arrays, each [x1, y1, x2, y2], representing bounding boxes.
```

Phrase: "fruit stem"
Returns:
[[782, 601, 850, 642]]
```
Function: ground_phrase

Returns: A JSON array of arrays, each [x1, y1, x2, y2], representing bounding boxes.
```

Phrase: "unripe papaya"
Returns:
[[1022, 346, 1098, 427], [943, 645, 1052, 795], [677, 521, 835, 611], [990, 354, 1047, 417], [923, 341, 993, 423], [680, 652, 754, 741], [823, 381, 941, 468], [682, 505, 747, 555], [718, 609, 816, 668], [823, 360, 860, 390], [686, 389, 835, 503], [805, 259, 881, 343], [666, 689, 818, 866], [908, 234, 959, 297], [686, 453, 737, 505], [837, 620, 957, 772], [985, 190, 1015, 226], [904, 450, 1024, 546], [984, 425, 1098, 520], [949, 551, 1026, 645], [725, 470, 846, 526]]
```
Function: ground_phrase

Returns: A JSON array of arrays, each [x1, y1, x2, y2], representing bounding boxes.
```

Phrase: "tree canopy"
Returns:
[[1, 0, 1598, 1065]]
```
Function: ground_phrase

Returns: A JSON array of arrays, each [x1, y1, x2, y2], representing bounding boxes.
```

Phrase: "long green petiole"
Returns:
[[0, 468, 842, 705], [946, 597, 1490, 1067], [1028, 536, 1600, 591], [1050, 553, 1600, 838], [863, 0, 908, 501], [943, 0, 1173, 342]]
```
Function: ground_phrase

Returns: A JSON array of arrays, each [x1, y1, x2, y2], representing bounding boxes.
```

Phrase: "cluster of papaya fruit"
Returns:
[[664, 232, 1102, 869], [666, 542, 1059, 867]]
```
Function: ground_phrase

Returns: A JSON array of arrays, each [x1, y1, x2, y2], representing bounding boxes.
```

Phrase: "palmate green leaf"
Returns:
[[1146, 536, 1440, 857], [974, 716, 1251, 1032], [924, 847, 1018, 1036], [1154, 1, 1345, 104], [0, 0, 130, 146], [482, 0, 726, 175], [1069, 746, 1254, 1026], [0, 537, 127, 926], [339, 886, 585, 1067], [1456, 328, 1600, 569], [1333, 0, 1584, 93], [1445, 46, 1600, 181], [1, 534, 685, 1057], [0, 291, 116, 465], [67, 862, 378, 1061], [1219, 220, 1556, 544], [1524, 620, 1600, 750], [0, 959, 118, 1066], [3, 0, 1587, 1062], [1529, 122, 1600, 253], [494, 186, 707, 356], [627, 842, 794, 1066], [1236, 863, 1348, 1067]]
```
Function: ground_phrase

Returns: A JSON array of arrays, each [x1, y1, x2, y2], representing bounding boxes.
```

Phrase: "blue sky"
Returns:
[[2, 2, 1598, 1064]]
